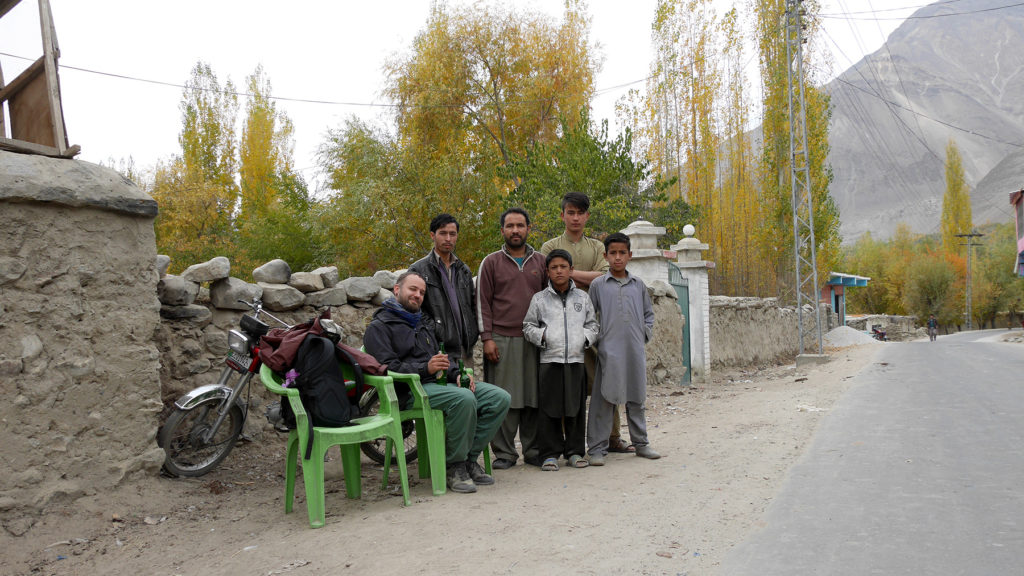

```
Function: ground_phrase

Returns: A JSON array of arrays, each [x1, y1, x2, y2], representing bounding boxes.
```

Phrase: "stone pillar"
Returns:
[[0, 152, 164, 529], [671, 225, 713, 384], [622, 219, 669, 286]]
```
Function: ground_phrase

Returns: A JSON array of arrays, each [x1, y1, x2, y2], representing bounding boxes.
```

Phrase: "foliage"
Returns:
[[318, 118, 499, 273], [940, 138, 973, 254], [753, 0, 840, 302], [149, 62, 322, 277], [384, 0, 596, 189], [903, 253, 958, 325], [506, 110, 695, 245]]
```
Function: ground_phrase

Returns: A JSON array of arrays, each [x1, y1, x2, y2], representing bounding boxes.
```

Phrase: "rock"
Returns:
[[304, 286, 348, 307], [0, 358, 23, 376], [258, 282, 305, 311], [288, 272, 324, 293], [157, 275, 200, 306], [253, 259, 291, 284], [21, 334, 43, 360], [312, 266, 340, 288], [203, 326, 229, 356], [181, 256, 230, 283], [374, 270, 398, 290], [159, 304, 213, 323], [155, 255, 171, 278], [371, 288, 392, 306], [0, 256, 27, 286], [342, 277, 381, 302], [649, 280, 677, 299], [209, 277, 263, 310]]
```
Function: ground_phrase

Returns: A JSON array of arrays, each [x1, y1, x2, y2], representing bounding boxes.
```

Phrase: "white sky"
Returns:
[[0, 0, 921, 189]]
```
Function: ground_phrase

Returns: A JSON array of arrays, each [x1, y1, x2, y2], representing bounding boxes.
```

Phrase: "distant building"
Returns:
[[822, 272, 870, 326], [1012, 190, 1024, 277]]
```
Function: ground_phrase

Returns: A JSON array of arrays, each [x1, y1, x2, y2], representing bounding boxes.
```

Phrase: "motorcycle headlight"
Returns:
[[228, 330, 251, 354]]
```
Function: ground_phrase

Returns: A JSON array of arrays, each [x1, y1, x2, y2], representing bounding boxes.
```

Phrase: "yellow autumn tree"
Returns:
[[384, 0, 596, 188], [150, 62, 239, 270], [940, 138, 972, 254]]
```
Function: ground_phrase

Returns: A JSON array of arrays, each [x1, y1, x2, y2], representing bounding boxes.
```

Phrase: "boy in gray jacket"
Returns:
[[523, 249, 599, 470]]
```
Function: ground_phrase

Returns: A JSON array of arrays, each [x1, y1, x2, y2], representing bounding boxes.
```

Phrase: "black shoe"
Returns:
[[466, 460, 494, 485], [491, 458, 516, 470], [446, 462, 476, 494]]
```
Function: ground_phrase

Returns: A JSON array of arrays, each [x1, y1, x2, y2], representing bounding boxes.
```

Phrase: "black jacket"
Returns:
[[363, 302, 459, 385], [408, 250, 479, 355]]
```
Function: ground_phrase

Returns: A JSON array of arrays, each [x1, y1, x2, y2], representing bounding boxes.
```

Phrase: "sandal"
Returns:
[[568, 454, 589, 468], [608, 438, 636, 453], [541, 457, 559, 471]]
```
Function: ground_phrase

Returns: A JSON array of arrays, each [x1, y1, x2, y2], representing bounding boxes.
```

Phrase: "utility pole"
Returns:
[[956, 231, 984, 330], [785, 0, 823, 356]]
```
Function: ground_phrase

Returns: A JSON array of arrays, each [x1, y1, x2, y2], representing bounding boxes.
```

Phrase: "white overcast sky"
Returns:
[[0, 0, 921, 189]]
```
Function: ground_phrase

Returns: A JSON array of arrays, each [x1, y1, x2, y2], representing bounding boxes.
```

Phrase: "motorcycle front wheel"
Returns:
[[358, 388, 418, 465], [159, 399, 244, 477]]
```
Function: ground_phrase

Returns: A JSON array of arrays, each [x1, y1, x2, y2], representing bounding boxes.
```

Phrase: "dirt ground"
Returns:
[[2, 344, 880, 576]]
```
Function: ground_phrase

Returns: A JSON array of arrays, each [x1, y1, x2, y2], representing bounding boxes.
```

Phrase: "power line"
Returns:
[[820, 1, 1024, 21], [833, 76, 1024, 148]]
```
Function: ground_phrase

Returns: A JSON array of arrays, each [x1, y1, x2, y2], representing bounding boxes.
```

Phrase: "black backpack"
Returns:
[[283, 334, 366, 459]]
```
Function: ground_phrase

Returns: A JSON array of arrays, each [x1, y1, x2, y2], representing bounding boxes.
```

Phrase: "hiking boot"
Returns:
[[466, 460, 494, 486], [635, 445, 661, 459], [446, 462, 477, 494]]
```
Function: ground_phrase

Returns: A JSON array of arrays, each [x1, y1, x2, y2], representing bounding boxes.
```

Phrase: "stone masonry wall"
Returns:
[[0, 153, 164, 535], [156, 260, 688, 437]]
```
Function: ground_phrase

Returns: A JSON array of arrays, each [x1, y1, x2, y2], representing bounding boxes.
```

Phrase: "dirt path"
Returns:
[[3, 344, 880, 576]]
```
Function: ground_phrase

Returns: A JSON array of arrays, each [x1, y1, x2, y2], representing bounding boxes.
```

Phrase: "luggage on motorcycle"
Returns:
[[289, 334, 367, 459]]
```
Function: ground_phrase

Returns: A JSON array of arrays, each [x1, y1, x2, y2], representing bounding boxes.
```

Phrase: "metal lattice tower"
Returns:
[[784, 0, 823, 355]]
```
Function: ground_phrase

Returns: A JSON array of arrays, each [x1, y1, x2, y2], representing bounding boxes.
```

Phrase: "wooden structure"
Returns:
[[0, 0, 79, 157]]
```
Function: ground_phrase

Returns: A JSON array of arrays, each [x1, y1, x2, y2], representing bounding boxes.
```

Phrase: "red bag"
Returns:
[[259, 311, 326, 373], [259, 309, 388, 376]]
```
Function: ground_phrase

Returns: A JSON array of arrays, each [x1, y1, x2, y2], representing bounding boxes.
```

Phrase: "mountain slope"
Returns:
[[826, 0, 1024, 241]]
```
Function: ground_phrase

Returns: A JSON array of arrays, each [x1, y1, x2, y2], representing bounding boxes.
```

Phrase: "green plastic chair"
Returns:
[[385, 368, 492, 497], [260, 363, 411, 529]]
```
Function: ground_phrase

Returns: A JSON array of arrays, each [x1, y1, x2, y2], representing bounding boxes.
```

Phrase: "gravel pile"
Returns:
[[824, 325, 881, 347]]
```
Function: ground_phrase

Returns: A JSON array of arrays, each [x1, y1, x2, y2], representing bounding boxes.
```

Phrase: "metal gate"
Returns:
[[667, 263, 691, 384]]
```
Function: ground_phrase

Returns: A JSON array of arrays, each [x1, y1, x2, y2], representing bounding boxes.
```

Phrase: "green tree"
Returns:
[[507, 110, 695, 245], [318, 118, 497, 274], [904, 253, 958, 324], [940, 138, 972, 254]]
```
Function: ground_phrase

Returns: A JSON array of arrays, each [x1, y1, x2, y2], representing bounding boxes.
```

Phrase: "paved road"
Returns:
[[725, 330, 1024, 575]]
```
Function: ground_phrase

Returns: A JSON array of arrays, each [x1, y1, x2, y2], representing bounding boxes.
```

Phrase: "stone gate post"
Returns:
[[671, 225, 713, 383]]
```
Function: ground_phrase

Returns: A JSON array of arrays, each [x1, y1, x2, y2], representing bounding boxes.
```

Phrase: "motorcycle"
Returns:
[[158, 298, 289, 477], [870, 325, 887, 341], [159, 299, 418, 477]]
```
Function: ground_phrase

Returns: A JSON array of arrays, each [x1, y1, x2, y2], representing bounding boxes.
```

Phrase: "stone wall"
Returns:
[[0, 153, 164, 534], [156, 261, 688, 433], [709, 296, 837, 367]]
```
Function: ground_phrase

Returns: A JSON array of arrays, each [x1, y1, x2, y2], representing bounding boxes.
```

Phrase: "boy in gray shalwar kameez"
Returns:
[[586, 233, 661, 464]]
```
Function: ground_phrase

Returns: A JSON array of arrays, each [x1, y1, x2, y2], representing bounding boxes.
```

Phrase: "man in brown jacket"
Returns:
[[476, 207, 546, 469]]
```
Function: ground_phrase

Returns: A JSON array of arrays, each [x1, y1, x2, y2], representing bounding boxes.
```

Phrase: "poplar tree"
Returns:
[[940, 138, 972, 254]]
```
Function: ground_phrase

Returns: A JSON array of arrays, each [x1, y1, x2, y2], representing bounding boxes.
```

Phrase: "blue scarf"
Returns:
[[383, 297, 422, 328]]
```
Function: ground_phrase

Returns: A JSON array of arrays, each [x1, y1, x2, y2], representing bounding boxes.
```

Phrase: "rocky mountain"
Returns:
[[826, 0, 1024, 241]]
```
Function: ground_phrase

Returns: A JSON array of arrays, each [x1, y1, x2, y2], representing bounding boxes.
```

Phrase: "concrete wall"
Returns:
[[0, 153, 164, 534]]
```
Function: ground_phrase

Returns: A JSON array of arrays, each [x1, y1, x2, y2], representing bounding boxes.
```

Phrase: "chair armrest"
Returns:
[[388, 371, 432, 411], [363, 373, 401, 418], [259, 363, 308, 428]]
